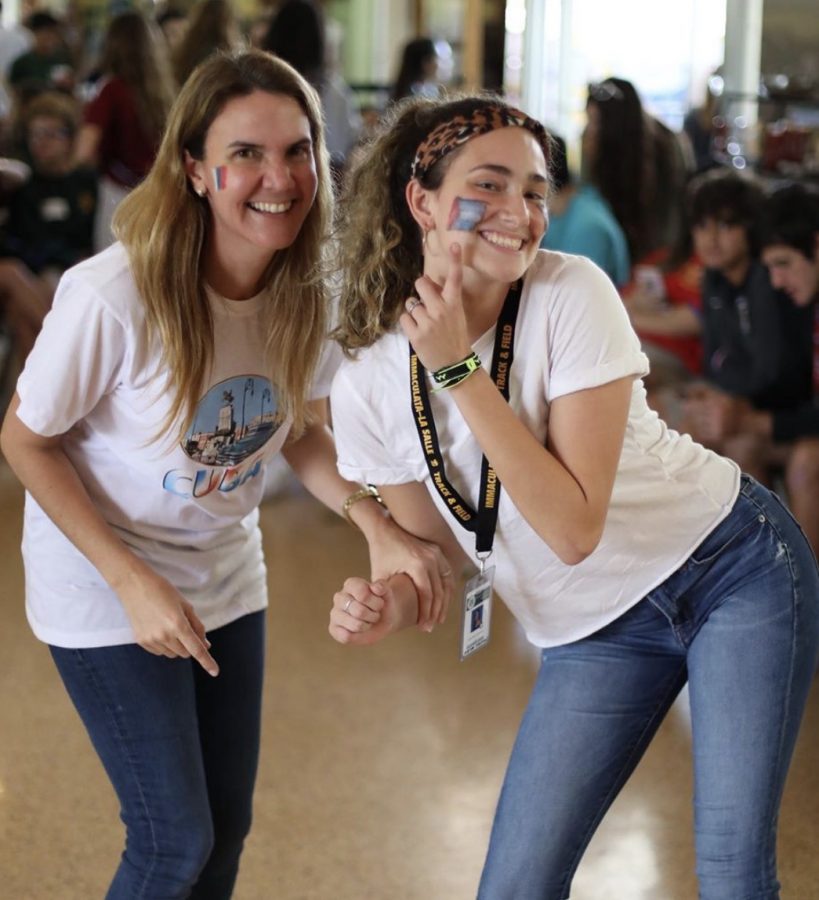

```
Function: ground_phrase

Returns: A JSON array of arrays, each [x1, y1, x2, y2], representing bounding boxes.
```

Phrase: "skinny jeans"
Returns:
[[50, 609, 265, 900], [478, 476, 819, 900]]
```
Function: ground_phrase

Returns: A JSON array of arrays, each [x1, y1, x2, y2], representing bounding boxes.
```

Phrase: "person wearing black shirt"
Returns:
[[684, 173, 818, 556]]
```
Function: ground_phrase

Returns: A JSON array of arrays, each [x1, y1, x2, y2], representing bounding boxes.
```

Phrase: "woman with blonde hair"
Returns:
[[1, 51, 450, 897], [75, 9, 175, 251]]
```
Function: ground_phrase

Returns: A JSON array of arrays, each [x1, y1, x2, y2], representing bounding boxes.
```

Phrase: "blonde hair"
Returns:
[[333, 94, 553, 352], [114, 49, 332, 439]]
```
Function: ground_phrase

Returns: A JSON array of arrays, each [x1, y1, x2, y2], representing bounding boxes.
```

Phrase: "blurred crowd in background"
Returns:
[[0, 0, 817, 559]]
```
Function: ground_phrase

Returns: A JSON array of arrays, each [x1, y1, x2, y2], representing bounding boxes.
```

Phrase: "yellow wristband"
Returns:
[[342, 484, 385, 525]]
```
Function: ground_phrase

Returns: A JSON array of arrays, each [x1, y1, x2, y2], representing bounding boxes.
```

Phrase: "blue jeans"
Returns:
[[478, 477, 819, 900], [50, 610, 265, 900]]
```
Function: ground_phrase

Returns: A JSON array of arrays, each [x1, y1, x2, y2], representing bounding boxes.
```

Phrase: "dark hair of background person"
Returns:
[[97, 11, 173, 141], [24, 11, 60, 33], [261, 0, 325, 89], [548, 134, 571, 192], [760, 183, 819, 256], [585, 77, 646, 259], [156, 7, 186, 30], [21, 89, 79, 139], [171, 0, 236, 87], [390, 37, 437, 103], [585, 76, 686, 263], [687, 169, 766, 256]]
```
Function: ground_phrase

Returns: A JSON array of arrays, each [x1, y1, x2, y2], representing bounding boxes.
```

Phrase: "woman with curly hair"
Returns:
[[1, 51, 449, 897], [74, 9, 175, 252], [327, 93, 819, 898]]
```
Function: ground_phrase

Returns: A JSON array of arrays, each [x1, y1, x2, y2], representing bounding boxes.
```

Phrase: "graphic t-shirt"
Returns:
[[15, 242, 339, 647]]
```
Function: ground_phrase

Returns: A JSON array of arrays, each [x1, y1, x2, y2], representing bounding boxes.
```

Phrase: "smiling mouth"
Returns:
[[247, 200, 295, 214], [480, 230, 525, 251]]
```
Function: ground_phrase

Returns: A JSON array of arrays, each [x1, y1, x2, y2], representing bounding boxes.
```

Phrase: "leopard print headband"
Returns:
[[410, 104, 549, 181]]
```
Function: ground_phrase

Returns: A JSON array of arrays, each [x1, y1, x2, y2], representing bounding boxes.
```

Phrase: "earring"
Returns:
[[195, 187, 206, 198]]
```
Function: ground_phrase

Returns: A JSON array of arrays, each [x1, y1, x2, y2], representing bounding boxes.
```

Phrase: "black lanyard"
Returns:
[[409, 283, 521, 557]]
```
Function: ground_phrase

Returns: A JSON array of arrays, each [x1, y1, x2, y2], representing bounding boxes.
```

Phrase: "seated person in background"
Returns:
[[541, 134, 630, 289], [620, 230, 703, 423], [702, 183, 819, 556], [682, 172, 814, 507], [0, 91, 96, 360]]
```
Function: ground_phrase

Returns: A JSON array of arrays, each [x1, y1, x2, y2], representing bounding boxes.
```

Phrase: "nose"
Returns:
[[262, 158, 295, 190], [498, 191, 530, 227]]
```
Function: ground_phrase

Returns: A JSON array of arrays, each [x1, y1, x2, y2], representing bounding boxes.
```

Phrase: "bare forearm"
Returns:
[[630, 304, 700, 337], [446, 371, 623, 563], [282, 419, 387, 540], [2, 429, 148, 591]]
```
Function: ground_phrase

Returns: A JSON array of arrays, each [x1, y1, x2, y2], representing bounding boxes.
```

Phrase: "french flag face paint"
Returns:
[[212, 165, 228, 191], [447, 197, 487, 231]]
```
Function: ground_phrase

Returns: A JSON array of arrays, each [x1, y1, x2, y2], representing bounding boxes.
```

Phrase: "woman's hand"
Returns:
[[329, 575, 418, 645], [115, 563, 219, 676], [0, 395, 218, 676], [400, 243, 472, 371], [365, 516, 454, 631]]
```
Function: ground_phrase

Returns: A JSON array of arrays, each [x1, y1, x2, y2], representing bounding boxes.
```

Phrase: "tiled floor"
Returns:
[[1, 464, 817, 899]]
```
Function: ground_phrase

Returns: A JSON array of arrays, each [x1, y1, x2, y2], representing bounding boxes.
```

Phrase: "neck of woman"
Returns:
[[203, 237, 273, 301]]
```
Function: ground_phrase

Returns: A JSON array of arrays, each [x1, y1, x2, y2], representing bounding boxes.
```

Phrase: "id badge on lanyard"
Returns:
[[460, 563, 495, 659], [409, 283, 521, 660]]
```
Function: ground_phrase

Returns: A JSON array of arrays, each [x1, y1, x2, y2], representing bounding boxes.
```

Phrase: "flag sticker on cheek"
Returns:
[[447, 197, 487, 231], [213, 166, 228, 191]]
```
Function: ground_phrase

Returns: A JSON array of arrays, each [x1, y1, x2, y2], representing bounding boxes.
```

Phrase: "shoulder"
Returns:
[[58, 243, 143, 325], [523, 251, 634, 340], [525, 248, 615, 295], [333, 332, 406, 394]]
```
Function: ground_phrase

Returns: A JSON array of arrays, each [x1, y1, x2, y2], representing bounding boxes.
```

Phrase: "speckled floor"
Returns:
[[1, 463, 817, 899]]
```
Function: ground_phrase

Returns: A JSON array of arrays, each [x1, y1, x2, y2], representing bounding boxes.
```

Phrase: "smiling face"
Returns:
[[185, 90, 317, 290], [411, 127, 548, 292], [761, 240, 819, 307]]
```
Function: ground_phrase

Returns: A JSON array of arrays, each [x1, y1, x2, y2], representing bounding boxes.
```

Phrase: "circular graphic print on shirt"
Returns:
[[181, 375, 283, 466]]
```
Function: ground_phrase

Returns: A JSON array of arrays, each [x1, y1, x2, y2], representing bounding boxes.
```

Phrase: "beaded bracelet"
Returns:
[[431, 351, 482, 385]]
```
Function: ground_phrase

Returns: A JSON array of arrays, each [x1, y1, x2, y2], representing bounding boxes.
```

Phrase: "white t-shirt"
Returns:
[[16, 242, 340, 648], [331, 251, 740, 648]]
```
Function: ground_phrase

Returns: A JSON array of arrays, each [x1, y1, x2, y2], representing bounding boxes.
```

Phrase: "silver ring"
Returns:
[[406, 297, 423, 313], [344, 598, 353, 612]]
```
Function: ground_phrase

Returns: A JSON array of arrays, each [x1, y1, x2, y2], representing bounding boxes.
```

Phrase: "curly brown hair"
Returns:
[[332, 94, 554, 353]]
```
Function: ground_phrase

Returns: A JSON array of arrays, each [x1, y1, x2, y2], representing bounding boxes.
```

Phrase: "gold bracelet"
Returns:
[[342, 484, 386, 525]]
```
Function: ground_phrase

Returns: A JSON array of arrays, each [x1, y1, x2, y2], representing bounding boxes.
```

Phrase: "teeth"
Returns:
[[249, 200, 293, 213], [482, 231, 523, 250]]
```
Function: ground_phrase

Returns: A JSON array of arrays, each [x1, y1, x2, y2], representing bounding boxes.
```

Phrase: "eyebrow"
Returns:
[[468, 163, 548, 184], [226, 137, 313, 152]]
